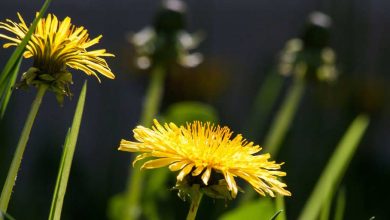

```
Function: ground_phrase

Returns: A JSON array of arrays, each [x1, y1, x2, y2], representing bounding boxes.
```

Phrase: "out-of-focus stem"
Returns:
[[0, 84, 48, 213], [122, 65, 165, 220]]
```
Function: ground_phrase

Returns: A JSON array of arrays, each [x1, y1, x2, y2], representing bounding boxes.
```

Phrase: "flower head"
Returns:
[[277, 12, 337, 83], [0, 13, 115, 102], [130, 0, 202, 70], [119, 120, 291, 199]]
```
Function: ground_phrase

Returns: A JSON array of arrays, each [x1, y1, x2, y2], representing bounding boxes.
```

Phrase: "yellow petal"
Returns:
[[177, 164, 194, 181], [141, 158, 179, 170], [169, 161, 188, 171], [191, 165, 204, 176], [201, 167, 212, 185], [224, 171, 238, 198], [132, 153, 151, 167]]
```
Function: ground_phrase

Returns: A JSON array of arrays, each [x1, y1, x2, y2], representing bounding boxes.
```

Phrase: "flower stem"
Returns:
[[123, 65, 165, 220], [186, 185, 203, 220], [0, 84, 48, 213]]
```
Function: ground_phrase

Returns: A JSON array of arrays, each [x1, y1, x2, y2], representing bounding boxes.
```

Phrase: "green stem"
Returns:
[[186, 185, 203, 220], [275, 195, 286, 220], [0, 84, 48, 212], [122, 65, 165, 220]]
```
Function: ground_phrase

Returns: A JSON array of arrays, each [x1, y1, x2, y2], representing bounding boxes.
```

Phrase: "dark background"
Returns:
[[0, 0, 389, 219]]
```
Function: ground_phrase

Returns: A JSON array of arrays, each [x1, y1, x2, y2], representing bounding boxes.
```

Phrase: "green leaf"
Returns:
[[0, 0, 53, 117], [298, 114, 370, 220], [270, 210, 283, 220], [0, 56, 22, 118], [49, 81, 87, 220], [0, 210, 16, 220], [162, 101, 219, 125], [319, 193, 331, 220], [334, 187, 346, 220], [219, 198, 276, 220], [38, 74, 55, 81]]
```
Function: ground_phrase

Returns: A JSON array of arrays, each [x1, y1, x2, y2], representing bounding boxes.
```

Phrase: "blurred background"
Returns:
[[0, 0, 389, 219]]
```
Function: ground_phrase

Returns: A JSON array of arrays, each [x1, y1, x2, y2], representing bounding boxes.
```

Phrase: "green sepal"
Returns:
[[38, 74, 55, 81]]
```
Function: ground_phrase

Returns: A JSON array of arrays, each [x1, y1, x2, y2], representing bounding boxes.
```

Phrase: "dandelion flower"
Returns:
[[119, 119, 291, 199], [0, 13, 115, 102]]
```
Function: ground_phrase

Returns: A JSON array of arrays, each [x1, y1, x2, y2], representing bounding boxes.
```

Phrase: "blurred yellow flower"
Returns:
[[119, 119, 291, 199], [0, 13, 115, 81]]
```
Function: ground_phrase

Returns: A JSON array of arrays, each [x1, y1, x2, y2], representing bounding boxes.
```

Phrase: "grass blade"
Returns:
[[270, 210, 283, 220], [0, 211, 16, 220], [298, 114, 370, 220], [0, 0, 52, 116], [49, 81, 87, 220], [0, 56, 22, 118], [334, 187, 346, 220], [319, 193, 331, 220]]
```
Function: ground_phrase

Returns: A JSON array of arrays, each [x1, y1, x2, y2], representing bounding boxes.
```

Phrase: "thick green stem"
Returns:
[[275, 195, 286, 220], [186, 185, 203, 220], [0, 84, 48, 212], [122, 65, 165, 220]]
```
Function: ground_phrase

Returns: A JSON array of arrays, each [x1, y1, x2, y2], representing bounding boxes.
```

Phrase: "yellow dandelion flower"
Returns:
[[119, 119, 291, 199], [0, 13, 115, 102], [0, 13, 115, 80]]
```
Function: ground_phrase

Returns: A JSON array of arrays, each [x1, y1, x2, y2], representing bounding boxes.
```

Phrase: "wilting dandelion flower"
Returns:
[[0, 13, 115, 102], [119, 119, 291, 199]]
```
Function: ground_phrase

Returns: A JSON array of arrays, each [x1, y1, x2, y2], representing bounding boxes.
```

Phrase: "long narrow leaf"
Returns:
[[319, 193, 331, 220], [270, 210, 283, 220], [48, 129, 70, 219], [334, 187, 346, 220], [0, 56, 22, 118], [49, 81, 87, 220], [0, 0, 52, 115], [298, 114, 370, 220], [0, 211, 16, 220]]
